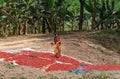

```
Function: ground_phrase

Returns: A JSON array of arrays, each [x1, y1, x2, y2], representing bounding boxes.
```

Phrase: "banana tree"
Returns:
[[84, 0, 118, 30], [100, 0, 116, 29], [0, 0, 21, 36], [20, 0, 36, 35], [38, 0, 69, 33]]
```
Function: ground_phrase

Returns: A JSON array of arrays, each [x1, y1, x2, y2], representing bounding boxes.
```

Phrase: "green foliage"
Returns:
[[66, 0, 79, 15], [114, 0, 120, 11], [85, 0, 93, 13], [0, 0, 4, 6], [0, 0, 120, 36], [11, 77, 17, 79]]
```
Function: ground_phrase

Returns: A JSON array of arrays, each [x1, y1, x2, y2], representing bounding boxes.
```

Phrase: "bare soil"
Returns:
[[0, 31, 120, 79]]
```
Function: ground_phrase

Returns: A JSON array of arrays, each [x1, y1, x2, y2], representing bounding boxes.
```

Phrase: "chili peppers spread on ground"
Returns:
[[0, 50, 120, 72]]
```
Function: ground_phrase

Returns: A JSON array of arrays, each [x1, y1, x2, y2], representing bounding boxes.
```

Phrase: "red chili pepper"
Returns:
[[2, 51, 120, 72]]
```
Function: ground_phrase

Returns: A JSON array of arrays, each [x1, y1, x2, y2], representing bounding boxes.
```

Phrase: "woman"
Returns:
[[51, 34, 61, 58]]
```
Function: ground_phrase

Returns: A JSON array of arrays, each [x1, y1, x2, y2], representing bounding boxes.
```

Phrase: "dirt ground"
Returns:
[[0, 31, 120, 79]]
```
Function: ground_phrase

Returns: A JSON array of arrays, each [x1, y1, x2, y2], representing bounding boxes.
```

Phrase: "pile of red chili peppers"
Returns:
[[0, 50, 120, 72]]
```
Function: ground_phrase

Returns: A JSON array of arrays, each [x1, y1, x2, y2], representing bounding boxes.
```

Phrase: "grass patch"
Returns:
[[96, 29, 120, 38], [11, 77, 17, 79], [112, 60, 117, 64], [91, 29, 120, 54], [37, 74, 58, 79], [5, 62, 16, 69], [19, 76, 27, 79], [10, 73, 116, 79], [97, 46, 105, 52], [75, 73, 116, 79], [11, 76, 27, 79]]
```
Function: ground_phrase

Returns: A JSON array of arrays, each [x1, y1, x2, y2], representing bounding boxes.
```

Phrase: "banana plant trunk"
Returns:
[[13, 25, 18, 35], [38, 21, 42, 33], [42, 17, 46, 34], [92, 0, 96, 28], [61, 18, 65, 32], [79, 0, 85, 30], [23, 20, 28, 35], [71, 19, 74, 31]]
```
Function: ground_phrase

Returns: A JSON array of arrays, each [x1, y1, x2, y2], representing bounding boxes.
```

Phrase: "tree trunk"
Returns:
[[62, 20, 65, 31], [92, 0, 96, 28], [38, 20, 42, 33], [18, 25, 21, 35], [25, 20, 28, 35], [46, 18, 52, 33], [79, 0, 85, 30], [71, 19, 74, 31], [1, 25, 5, 36], [23, 20, 28, 35], [49, 12, 55, 33], [20, 24, 24, 35], [13, 26, 18, 35], [101, 20, 104, 29], [31, 24, 34, 34], [100, 0, 105, 29], [42, 18, 46, 34], [59, 18, 62, 32]]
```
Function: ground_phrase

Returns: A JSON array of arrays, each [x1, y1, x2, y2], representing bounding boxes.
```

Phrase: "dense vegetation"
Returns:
[[0, 0, 120, 36]]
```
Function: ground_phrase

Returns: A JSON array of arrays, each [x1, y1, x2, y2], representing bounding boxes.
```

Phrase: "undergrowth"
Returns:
[[92, 29, 120, 54], [96, 29, 120, 38], [10, 73, 116, 79]]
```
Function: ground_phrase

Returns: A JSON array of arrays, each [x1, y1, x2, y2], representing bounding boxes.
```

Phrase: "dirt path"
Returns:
[[0, 38, 44, 50], [0, 32, 120, 79]]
